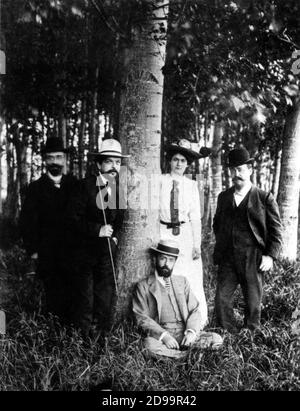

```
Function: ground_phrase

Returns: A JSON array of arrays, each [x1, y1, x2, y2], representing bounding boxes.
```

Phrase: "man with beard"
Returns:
[[132, 240, 223, 359], [213, 147, 283, 333], [66, 138, 129, 337], [20, 137, 77, 321]]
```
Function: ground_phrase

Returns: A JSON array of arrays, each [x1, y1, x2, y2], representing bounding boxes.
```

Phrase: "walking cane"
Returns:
[[96, 173, 119, 296]]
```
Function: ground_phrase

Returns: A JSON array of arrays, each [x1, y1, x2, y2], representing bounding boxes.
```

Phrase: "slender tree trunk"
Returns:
[[89, 67, 99, 152], [272, 145, 282, 198], [277, 98, 300, 261], [0, 120, 3, 214], [115, 0, 169, 320], [4, 127, 18, 222], [58, 110, 67, 146], [203, 161, 211, 228], [12, 126, 28, 206], [210, 122, 223, 221], [78, 99, 86, 179]]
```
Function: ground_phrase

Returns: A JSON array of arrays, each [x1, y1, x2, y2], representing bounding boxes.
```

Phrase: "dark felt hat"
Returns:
[[150, 239, 180, 258], [227, 148, 254, 168], [167, 139, 211, 161], [41, 137, 69, 155]]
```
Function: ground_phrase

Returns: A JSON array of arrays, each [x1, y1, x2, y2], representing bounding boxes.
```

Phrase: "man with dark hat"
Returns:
[[213, 147, 283, 333], [132, 239, 223, 359], [20, 137, 77, 321], [66, 138, 129, 337]]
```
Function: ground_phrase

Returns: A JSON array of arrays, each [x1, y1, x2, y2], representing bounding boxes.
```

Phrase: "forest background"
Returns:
[[0, 0, 300, 391]]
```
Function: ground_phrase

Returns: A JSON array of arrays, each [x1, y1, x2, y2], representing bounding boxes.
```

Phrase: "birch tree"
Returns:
[[114, 0, 169, 319], [277, 96, 300, 261]]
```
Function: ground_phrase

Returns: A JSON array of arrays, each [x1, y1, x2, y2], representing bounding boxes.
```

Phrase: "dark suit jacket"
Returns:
[[213, 186, 283, 264], [65, 174, 124, 260], [19, 174, 78, 262], [132, 274, 201, 340]]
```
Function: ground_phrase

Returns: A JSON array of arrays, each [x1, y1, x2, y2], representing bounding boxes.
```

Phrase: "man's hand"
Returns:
[[31, 253, 38, 260], [259, 255, 273, 272], [192, 247, 201, 260], [162, 333, 180, 350], [181, 331, 197, 348], [99, 224, 113, 237]]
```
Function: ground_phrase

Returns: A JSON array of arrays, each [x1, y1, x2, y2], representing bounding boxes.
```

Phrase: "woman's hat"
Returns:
[[167, 139, 211, 161], [150, 239, 180, 257], [89, 139, 130, 159], [227, 147, 254, 168], [41, 137, 69, 155]]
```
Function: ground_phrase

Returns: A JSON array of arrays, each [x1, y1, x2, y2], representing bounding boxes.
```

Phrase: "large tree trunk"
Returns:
[[114, 0, 169, 320], [210, 122, 223, 221], [277, 98, 300, 261]]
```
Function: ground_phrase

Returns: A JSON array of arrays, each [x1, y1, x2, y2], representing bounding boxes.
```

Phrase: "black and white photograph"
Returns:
[[0, 0, 299, 393]]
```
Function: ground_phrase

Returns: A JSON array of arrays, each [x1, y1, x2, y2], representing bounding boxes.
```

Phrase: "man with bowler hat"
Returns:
[[20, 137, 77, 321], [213, 147, 283, 333], [66, 138, 129, 337], [132, 239, 223, 359]]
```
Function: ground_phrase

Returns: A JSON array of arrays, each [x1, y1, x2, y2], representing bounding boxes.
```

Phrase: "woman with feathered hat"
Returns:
[[159, 139, 210, 329]]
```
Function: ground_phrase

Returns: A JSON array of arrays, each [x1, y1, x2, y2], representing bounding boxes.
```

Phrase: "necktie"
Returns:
[[99, 181, 109, 203], [163, 277, 171, 294], [170, 180, 180, 235]]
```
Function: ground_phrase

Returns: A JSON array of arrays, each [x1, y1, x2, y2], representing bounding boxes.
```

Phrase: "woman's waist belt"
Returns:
[[160, 220, 186, 229]]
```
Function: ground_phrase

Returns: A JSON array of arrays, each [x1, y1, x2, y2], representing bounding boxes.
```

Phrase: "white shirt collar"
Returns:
[[234, 181, 252, 197], [47, 172, 62, 185]]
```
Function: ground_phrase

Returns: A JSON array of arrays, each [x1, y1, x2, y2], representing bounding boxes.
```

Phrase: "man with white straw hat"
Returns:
[[132, 239, 223, 359], [66, 138, 130, 337]]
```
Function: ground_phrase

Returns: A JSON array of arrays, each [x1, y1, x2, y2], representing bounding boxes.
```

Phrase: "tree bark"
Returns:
[[272, 145, 282, 198], [210, 122, 223, 221], [277, 98, 300, 261], [89, 67, 99, 152], [114, 0, 169, 320], [78, 99, 86, 179], [0, 120, 3, 214]]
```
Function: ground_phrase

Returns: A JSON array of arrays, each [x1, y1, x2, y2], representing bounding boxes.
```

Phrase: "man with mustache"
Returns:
[[132, 239, 223, 358], [213, 147, 283, 333], [66, 138, 129, 337], [20, 137, 77, 321]]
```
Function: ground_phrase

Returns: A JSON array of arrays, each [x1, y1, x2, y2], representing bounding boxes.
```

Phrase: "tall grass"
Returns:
[[0, 245, 299, 391]]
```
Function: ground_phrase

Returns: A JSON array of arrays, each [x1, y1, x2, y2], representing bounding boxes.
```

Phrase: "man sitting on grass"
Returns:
[[132, 239, 223, 359]]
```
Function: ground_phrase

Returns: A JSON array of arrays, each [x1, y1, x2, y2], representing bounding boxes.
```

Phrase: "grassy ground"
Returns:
[[0, 244, 300, 391]]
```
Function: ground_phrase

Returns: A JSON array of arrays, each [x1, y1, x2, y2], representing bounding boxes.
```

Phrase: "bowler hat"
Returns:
[[41, 137, 69, 155], [89, 138, 130, 159], [227, 148, 254, 168], [150, 239, 180, 258], [167, 139, 211, 162]]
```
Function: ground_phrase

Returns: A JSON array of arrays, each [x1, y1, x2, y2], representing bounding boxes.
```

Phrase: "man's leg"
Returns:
[[215, 260, 239, 332], [238, 247, 264, 331], [70, 263, 94, 337], [93, 239, 116, 331], [39, 261, 66, 320]]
